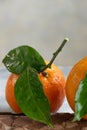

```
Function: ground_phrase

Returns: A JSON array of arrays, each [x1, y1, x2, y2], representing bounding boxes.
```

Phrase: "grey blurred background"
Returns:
[[0, 0, 87, 66]]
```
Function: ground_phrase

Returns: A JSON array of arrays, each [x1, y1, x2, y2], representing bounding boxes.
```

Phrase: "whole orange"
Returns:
[[65, 56, 87, 119], [5, 63, 66, 113]]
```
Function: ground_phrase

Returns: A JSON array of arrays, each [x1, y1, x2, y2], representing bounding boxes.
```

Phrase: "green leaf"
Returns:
[[2, 45, 46, 74], [14, 67, 53, 127], [73, 73, 87, 121]]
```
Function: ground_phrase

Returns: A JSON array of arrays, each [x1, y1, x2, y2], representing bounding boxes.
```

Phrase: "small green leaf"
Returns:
[[73, 73, 87, 121], [14, 67, 53, 127], [2, 45, 46, 74]]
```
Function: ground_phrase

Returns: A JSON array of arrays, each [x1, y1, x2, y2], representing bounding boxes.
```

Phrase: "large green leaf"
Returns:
[[2, 45, 46, 74], [73, 73, 87, 121], [14, 67, 53, 127]]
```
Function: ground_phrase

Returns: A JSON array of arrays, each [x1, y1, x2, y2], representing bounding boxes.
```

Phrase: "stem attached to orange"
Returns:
[[39, 38, 69, 72]]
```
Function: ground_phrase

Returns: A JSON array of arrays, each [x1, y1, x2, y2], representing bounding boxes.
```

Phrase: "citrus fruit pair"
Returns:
[[5, 63, 66, 113]]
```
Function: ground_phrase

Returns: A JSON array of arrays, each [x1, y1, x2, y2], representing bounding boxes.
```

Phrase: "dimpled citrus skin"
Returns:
[[65, 56, 87, 119], [38, 63, 66, 113]]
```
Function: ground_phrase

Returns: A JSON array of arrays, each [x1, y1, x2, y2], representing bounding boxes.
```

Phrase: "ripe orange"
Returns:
[[5, 73, 21, 113], [5, 63, 66, 113], [38, 63, 66, 113], [65, 56, 87, 119]]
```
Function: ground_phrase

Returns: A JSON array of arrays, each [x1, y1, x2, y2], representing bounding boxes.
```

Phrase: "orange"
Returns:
[[5, 63, 66, 113], [38, 63, 66, 113], [5, 73, 21, 113], [65, 56, 87, 119]]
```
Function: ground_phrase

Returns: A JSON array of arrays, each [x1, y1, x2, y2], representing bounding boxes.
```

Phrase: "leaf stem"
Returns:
[[39, 38, 69, 72]]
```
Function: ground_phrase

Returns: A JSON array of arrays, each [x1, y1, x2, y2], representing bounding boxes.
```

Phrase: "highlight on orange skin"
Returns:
[[65, 56, 87, 119]]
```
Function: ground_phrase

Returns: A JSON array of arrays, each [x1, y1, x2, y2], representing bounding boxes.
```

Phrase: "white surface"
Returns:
[[0, 66, 73, 113]]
